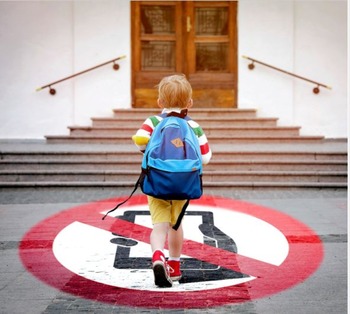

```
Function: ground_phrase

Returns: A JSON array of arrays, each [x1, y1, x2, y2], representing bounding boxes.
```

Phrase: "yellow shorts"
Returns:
[[148, 196, 187, 226]]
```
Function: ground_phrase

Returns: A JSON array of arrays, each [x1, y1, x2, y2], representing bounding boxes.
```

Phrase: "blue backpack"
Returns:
[[103, 110, 203, 230], [140, 111, 203, 200]]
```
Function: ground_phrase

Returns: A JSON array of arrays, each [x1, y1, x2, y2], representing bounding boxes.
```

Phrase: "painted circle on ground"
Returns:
[[19, 195, 323, 309]]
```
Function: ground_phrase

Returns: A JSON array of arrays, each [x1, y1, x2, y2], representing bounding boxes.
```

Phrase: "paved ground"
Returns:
[[0, 140, 348, 313], [0, 186, 347, 314]]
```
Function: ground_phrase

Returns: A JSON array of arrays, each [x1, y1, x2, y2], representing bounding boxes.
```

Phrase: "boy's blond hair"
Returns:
[[157, 74, 192, 109]]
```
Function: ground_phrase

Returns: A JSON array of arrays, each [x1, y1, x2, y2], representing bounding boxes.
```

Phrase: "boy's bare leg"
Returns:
[[168, 224, 183, 258], [151, 222, 173, 287], [150, 222, 169, 252], [167, 224, 183, 281]]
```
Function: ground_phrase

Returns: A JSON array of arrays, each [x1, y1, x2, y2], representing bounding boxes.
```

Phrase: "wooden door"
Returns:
[[131, 1, 237, 108]]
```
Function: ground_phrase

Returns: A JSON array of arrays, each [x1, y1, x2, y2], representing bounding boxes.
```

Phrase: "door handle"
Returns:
[[187, 16, 192, 32]]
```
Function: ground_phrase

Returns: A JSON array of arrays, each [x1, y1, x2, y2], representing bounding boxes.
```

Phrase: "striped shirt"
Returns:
[[133, 109, 212, 165]]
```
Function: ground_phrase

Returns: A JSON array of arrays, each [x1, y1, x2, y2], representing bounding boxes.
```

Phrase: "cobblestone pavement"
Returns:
[[0, 186, 347, 314]]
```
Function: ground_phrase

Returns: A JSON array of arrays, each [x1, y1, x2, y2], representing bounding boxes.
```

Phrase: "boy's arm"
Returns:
[[131, 116, 159, 152], [199, 135, 212, 165], [188, 120, 212, 165]]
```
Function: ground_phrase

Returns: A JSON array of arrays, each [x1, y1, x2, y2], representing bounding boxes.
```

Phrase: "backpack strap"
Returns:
[[103, 173, 190, 229], [101, 171, 145, 220], [102, 108, 190, 222], [172, 199, 190, 231]]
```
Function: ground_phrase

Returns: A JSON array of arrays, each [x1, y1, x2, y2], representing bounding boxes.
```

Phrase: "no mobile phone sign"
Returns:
[[19, 195, 323, 309]]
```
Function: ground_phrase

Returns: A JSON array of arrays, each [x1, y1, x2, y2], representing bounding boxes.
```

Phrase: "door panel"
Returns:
[[131, 1, 237, 108]]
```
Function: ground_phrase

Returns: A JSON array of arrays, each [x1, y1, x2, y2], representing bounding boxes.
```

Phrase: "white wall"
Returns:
[[0, 0, 347, 139], [0, 0, 130, 139], [0, 1, 74, 138], [73, 0, 131, 126], [238, 0, 347, 137], [293, 1, 347, 137]]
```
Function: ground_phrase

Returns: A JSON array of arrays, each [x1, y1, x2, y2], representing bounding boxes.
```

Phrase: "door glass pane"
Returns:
[[141, 41, 175, 71], [195, 7, 228, 35], [196, 43, 228, 71], [141, 5, 175, 34]]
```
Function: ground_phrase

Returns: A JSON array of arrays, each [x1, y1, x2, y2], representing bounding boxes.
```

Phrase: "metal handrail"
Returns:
[[36, 55, 126, 95], [242, 55, 332, 94]]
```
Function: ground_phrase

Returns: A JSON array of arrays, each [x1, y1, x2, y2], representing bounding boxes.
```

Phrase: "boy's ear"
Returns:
[[157, 98, 164, 108], [187, 99, 193, 109]]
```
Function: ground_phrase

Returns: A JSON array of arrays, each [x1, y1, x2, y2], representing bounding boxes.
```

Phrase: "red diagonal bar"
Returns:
[[81, 215, 278, 277]]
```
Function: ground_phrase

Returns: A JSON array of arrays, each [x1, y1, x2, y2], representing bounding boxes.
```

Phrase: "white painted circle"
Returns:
[[53, 204, 289, 292]]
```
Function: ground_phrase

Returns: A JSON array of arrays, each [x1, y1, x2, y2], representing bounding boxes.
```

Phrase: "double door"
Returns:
[[131, 1, 238, 108]]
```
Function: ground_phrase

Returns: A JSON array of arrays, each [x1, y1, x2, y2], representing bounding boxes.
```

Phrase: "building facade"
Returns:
[[0, 0, 347, 139]]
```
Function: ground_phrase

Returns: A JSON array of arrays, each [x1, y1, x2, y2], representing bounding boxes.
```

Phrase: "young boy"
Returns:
[[132, 74, 212, 288]]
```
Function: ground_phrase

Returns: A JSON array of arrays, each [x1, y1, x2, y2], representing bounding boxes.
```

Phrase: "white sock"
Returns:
[[168, 257, 180, 262]]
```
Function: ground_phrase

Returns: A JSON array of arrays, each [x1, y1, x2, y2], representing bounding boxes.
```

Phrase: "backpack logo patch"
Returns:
[[171, 138, 184, 148]]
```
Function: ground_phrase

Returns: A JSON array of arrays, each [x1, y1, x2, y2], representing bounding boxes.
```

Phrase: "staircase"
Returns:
[[0, 108, 347, 190], [47, 108, 325, 144]]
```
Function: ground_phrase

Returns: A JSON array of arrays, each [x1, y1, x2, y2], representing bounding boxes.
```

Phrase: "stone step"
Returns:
[[0, 150, 346, 161], [68, 126, 301, 137], [5, 105, 346, 189], [204, 171, 347, 183], [45, 135, 324, 144], [0, 180, 346, 189], [207, 160, 347, 171], [113, 108, 258, 119], [0, 170, 347, 183], [91, 117, 279, 128], [0, 159, 346, 171]]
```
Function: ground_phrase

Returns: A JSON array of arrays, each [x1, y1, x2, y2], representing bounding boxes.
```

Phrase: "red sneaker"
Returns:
[[152, 250, 172, 288], [168, 260, 182, 281]]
